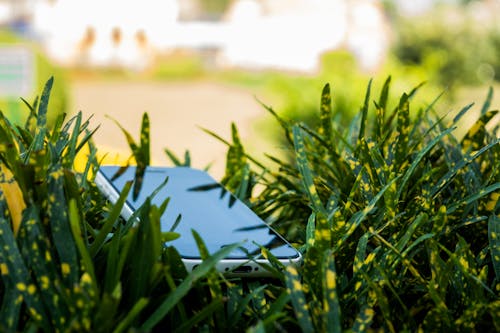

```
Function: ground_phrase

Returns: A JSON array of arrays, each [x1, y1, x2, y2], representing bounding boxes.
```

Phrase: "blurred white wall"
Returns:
[[28, 0, 389, 73]]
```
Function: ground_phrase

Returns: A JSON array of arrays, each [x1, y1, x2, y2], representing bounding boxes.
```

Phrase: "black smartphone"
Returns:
[[95, 166, 302, 276]]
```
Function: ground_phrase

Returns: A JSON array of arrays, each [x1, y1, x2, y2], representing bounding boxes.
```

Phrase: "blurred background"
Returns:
[[0, 0, 499, 177]]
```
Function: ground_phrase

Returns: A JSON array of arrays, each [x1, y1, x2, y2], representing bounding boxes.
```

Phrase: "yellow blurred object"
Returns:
[[73, 143, 133, 175], [0, 163, 26, 236]]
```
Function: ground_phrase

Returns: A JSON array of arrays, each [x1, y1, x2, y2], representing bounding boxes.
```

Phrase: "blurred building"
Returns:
[[1, 0, 391, 73]]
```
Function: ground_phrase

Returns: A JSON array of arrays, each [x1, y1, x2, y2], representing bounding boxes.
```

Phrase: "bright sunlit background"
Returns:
[[1, 0, 499, 177]]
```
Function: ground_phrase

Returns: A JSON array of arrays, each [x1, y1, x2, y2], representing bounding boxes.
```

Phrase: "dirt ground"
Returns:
[[70, 79, 269, 178]]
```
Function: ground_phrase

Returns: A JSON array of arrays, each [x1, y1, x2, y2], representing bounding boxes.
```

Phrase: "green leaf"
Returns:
[[141, 242, 241, 330], [292, 125, 325, 214], [319, 83, 333, 147], [173, 298, 225, 333], [352, 306, 375, 333], [394, 93, 410, 170], [0, 286, 22, 332], [68, 199, 98, 296], [357, 79, 372, 148], [446, 183, 500, 215], [378, 76, 391, 112], [47, 165, 79, 286], [191, 229, 224, 327], [285, 265, 315, 333], [397, 127, 455, 200], [323, 250, 341, 333], [89, 181, 133, 258], [0, 215, 50, 329], [431, 139, 500, 198], [256, 97, 294, 146], [480, 86, 493, 115], [461, 110, 498, 152], [489, 215, 500, 280], [337, 176, 400, 250], [112, 297, 149, 333]]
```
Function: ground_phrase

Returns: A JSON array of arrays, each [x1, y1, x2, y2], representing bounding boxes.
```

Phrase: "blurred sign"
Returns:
[[0, 45, 34, 98]]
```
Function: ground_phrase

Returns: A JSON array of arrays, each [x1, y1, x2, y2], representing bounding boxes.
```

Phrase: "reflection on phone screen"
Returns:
[[99, 166, 300, 260]]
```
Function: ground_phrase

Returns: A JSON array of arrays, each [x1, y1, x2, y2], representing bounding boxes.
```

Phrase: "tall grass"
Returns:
[[1, 76, 499, 331], [209, 77, 500, 331]]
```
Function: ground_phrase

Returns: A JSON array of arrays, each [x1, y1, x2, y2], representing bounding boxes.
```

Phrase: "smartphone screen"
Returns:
[[98, 166, 300, 260]]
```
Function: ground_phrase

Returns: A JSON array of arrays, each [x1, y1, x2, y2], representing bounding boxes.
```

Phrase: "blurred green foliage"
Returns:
[[0, 31, 69, 125], [151, 51, 206, 81], [1, 74, 499, 332], [200, 0, 233, 16], [392, 7, 500, 89]]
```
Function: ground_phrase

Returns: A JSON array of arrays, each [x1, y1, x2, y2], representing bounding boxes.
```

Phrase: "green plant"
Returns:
[[211, 77, 500, 331], [0, 78, 268, 332], [1, 75, 499, 332]]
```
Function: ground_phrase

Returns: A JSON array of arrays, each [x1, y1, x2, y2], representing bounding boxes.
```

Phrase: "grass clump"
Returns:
[[0, 76, 499, 332]]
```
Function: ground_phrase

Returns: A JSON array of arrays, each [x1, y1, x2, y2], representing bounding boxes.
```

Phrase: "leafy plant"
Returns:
[[213, 77, 500, 331], [1, 75, 499, 332], [0, 78, 267, 332]]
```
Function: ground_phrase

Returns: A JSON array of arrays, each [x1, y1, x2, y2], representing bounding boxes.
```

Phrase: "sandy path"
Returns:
[[70, 79, 267, 178]]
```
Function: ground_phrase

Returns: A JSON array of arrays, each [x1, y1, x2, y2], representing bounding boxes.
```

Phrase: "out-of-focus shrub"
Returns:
[[0, 31, 69, 125], [392, 7, 500, 90], [151, 50, 206, 80]]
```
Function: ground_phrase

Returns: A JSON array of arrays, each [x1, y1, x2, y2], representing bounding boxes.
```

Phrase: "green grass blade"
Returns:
[[141, 242, 241, 330], [47, 165, 79, 285], [323, 250, 341, 333], [89, 181, 133, 258], [446, 183, 500, 215], [395, 214, 428, 255], [68, 199, 98, 296], [480, 86, 493, 115], [0, 216, 49, 329], [394, 93, 410, 170], [0, 113, 21, 164], [173, 298, 225, 333], [319, 83, 333, 147], [37, 77, 52, 129], [488, 214, 500, 280], [292, 125, 325, 214], [431, 139, 500, 198], [0, 286, 22, 331], [20, 96, 37, 133], [164, 148, 191, 167], [397, 127, 455, 200], [27, 77, 53, 157], [285, 265, 315, 333], [112, 297, 149, 333], [191, 229, 225, 329], [61, 111, 82, 167], [228, 285, 267, 326], [378, 76, 391, 112], [247, 320, 266, 333], [357, 79, 372, 147], [353, 233, 370, 275], [256, 97, 294, 146], [461, 110, 498, 151], [305, 212, 316, 251], [352, 306, 375, 333], [139, 112, 151, 166], [337, 176, 400, 250]]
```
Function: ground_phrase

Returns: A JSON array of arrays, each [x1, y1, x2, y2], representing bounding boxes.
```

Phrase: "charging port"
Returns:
[[233, 265, 252, 274]]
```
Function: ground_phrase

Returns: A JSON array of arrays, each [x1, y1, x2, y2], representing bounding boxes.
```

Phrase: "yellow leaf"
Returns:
[[0, 163, 26, 236]]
